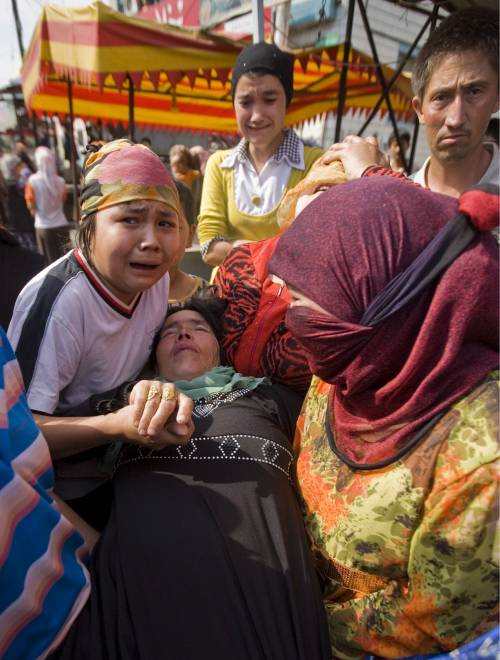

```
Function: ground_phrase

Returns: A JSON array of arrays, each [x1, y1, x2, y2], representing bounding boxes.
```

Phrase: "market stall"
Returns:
[[21, 1, 414, 136]]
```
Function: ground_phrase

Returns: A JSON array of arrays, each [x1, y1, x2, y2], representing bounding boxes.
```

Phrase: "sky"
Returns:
[[0, 0, 91, 88]]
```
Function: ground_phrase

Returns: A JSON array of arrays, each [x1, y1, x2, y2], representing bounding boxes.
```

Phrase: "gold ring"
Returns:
[[162, 386, 177, 402], [147, 385, 161, 401]]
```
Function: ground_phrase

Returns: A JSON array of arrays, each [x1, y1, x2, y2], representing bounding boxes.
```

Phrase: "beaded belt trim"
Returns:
[[115, 434, 294, 480]]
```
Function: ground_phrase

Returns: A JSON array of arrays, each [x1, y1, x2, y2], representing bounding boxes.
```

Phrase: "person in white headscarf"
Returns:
[[25, 146, 69, 264]]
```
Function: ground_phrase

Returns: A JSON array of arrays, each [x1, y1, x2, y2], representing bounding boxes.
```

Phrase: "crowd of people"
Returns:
[[0, 6, 499, 660]]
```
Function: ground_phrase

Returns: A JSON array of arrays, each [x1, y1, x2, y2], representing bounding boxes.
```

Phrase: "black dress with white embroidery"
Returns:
[[55, 384, 331, 660]]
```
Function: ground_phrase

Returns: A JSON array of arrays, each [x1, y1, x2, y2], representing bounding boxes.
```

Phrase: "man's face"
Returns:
[[412, 50, 499, 164]]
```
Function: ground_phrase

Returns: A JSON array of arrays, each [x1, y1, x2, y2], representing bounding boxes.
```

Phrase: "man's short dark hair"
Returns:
[[412, 8, 499, 100]]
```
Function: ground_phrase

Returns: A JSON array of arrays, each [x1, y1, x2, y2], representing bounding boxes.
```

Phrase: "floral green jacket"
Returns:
[[294, 373, 499, 659]]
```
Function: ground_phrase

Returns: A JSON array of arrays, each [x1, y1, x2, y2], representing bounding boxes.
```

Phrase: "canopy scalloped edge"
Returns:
[[31, 103, 415, 136], [22, 2, 414, 133]]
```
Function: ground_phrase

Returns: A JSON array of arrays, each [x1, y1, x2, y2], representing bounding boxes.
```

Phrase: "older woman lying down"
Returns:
[[52, 296, 331, 660]]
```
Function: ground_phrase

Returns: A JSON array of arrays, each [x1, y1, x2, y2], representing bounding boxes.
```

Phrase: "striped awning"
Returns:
[[21, 2, 415, 134]]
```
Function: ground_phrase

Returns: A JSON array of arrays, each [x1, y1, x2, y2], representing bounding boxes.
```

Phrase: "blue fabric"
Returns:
[[0, 327, 89, 660], [367, 626, 500, 660]]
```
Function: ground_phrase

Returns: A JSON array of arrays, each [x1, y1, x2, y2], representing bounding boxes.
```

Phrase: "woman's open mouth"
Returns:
[[129, 262, 159, 271]]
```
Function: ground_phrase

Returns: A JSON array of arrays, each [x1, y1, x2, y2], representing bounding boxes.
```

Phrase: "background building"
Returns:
[[284, 0, 431, 168]]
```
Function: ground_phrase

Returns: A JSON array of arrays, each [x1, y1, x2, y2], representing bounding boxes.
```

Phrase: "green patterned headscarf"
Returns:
[[174, 366, 269, 401], [80, 139, 180, 219]]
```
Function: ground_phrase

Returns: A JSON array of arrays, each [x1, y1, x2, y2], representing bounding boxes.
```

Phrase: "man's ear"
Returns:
[[412, 96, 425, 124]]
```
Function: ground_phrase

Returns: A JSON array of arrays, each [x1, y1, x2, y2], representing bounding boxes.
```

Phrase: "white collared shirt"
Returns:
[[220, 129, 305, 216], [412, 142, 499, 188], [8, 249, 169, 414]]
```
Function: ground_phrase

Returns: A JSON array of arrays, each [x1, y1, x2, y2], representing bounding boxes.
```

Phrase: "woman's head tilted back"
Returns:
[[77, 139, 182, 304], [155, 296, 227, 382], [269, 177, 499, 465]]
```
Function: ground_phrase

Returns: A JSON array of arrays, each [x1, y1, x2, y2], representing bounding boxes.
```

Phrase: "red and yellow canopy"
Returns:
[[22, 2, 414, 134]]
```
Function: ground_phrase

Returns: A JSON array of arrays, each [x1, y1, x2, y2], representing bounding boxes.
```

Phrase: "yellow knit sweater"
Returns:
[[197, 145, 323, 244]]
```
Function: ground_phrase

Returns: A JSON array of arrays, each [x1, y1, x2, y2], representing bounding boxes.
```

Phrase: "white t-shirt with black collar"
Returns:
[[8, 249, 169, 414]]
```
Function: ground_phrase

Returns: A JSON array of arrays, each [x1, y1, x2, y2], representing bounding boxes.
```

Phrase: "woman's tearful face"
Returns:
[[156, 310, 220, 381]]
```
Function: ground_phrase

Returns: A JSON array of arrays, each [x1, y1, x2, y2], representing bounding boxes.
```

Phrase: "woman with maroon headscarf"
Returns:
[[269, 177, 499, 658]]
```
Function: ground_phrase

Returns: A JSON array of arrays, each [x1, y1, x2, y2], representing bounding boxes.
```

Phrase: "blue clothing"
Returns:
[[0, 328, 89, 659], [368, 626, 500, 660]]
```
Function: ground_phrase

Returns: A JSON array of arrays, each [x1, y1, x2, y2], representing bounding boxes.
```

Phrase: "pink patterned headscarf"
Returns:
[[80, 139, 180, 220]]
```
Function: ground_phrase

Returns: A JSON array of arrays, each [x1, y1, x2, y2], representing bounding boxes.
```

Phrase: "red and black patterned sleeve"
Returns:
[[362, 165, 422, 187], [212, 245, 313, 393], [213, 245, 261, 366]]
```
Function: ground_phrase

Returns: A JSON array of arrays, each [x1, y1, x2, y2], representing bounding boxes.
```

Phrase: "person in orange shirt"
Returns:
[[169, 144, 202, 213]]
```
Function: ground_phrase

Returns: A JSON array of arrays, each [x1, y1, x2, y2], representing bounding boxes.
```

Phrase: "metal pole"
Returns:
[[51, 116, 62, 172], [319, 113, 327, 149], [358, 14, 432, 136], [127, 74, 135, 142], [13, 92, 24, 140], [356, 0, 409, 173], [334, 0, 355, 142], [408, 114, 420, 174], [67, 79, 80, 224], [408, 3, 439, 173], [252, 0, 265, 43], [10, 0, 24, 58], [10, 0, 33, 143], [32, 116, 39, 145]]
